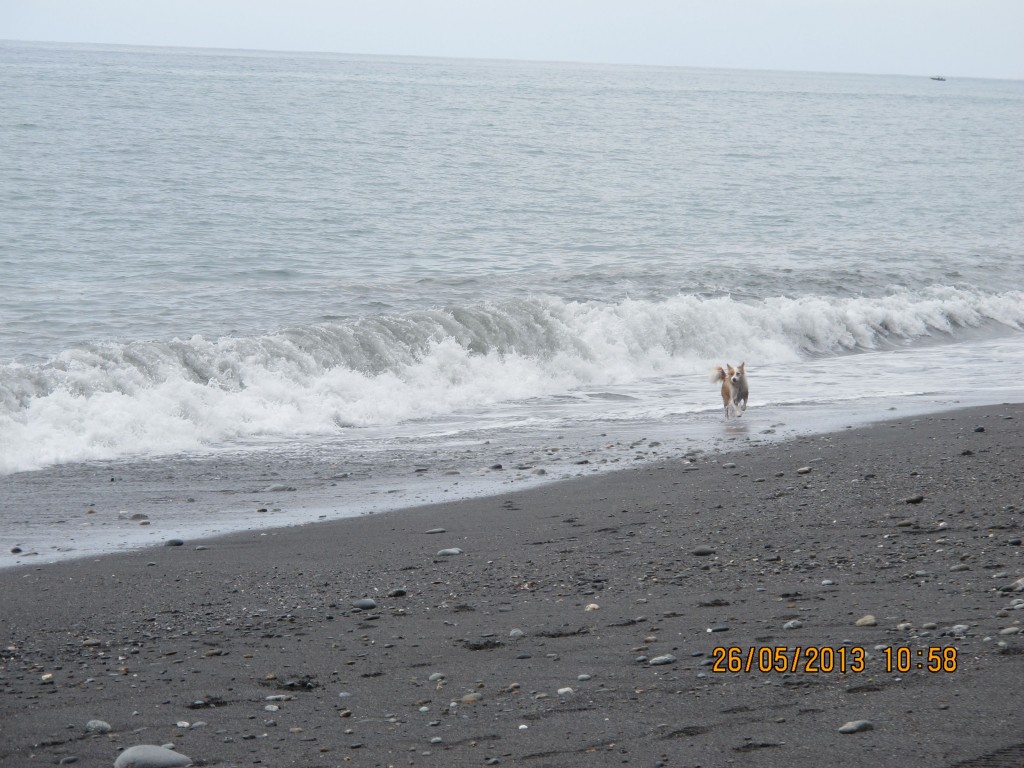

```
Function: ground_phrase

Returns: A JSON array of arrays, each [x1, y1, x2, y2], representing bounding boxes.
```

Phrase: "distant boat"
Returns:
[[930, 76, 946, 81]]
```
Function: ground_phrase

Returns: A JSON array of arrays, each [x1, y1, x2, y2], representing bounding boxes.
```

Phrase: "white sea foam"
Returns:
[[2, 287, 1021, 474]]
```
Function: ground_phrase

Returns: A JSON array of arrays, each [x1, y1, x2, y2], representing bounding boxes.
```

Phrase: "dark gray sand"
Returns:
[[2, 404, 1023, 768]]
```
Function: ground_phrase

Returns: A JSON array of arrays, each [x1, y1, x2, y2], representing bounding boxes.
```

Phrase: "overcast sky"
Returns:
[[4, 0, 1022, 79]]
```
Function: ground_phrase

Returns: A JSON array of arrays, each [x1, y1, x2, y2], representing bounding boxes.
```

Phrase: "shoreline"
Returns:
[[5, 386, 1020, 570], [2, 403, 1023, 767]]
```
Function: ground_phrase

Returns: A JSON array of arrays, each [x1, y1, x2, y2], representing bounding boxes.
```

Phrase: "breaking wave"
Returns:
[[1, 286, 1021, 473]]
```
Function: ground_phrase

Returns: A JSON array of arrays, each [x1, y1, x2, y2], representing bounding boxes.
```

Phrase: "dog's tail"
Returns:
[[710, 365, 727, 383]]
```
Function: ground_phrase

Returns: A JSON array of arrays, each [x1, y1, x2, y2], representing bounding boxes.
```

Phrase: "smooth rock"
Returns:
[[113, 745, 193, 768], [796, 466, 812, 475], [1000, 577, 1024, 592], [352, 598, 377, 610], [855, 614, 877, 627], [165, 539, 184, 547], [838, 720, 874, 734], [436, 548, 462, 556], [85, 719, 112, 733], [648, 654, 677, 666], [692, 546, 716, 556], [783, 620, 803, 630]]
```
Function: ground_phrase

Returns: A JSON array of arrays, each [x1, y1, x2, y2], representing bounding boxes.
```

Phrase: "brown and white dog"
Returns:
[[711, 362, 748, 418]]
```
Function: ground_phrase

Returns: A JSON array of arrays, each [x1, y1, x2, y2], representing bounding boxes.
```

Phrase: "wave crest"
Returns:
[[1, 286, 1020, 473]]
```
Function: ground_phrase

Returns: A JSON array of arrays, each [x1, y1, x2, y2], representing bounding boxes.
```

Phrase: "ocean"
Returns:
[[2, 40, 1023, 563]]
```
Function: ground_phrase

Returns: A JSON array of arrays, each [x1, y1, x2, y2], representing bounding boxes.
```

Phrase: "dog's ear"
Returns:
[[738, 362, 745, 372]]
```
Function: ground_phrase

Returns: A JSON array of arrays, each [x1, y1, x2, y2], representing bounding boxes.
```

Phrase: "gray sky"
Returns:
[[4, 0, 1022, 79]]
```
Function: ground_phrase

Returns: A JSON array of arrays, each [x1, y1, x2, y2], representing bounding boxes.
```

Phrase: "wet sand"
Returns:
[[2, 403, 1023, 768]]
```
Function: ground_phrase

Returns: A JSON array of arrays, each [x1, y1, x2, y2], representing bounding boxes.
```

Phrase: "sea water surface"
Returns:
[[2, 41, 1023, 563]]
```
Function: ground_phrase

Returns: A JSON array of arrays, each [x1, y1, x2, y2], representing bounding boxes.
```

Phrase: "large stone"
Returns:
[[113, 745, 193, 768]]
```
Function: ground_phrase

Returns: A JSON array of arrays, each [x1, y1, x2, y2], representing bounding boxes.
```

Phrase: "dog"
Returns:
[[711, 362, 748, 418]]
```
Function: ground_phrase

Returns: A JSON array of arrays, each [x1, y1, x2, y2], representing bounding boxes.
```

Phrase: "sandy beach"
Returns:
[[2, 403, 1023, 768]]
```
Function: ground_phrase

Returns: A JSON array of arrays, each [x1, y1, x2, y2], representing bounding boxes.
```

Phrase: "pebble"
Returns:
[[352, 598, 377, 610], [796, 466, 812, 475], [509, 628, 525, 638], [692, 546, 716, 556], [584, 603, 600, 611], [85, 719, 112, 733], [557, 687, 574, 695], [838, 720, 874, 734], [425, 528, 446, 535], [1000, 577, 1024, 592], [436, 548, 462, 556], [648, 654, 677, 666], [461, 692, 482, 703], [113, 745, 193, 768], [783, 620, 803, 630], [855, 614, 877, 627], [165, 539, 184, 547], [904, 494, 925, 504], [998, 627, 1021, 635], [951, 624, 970, 634]]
